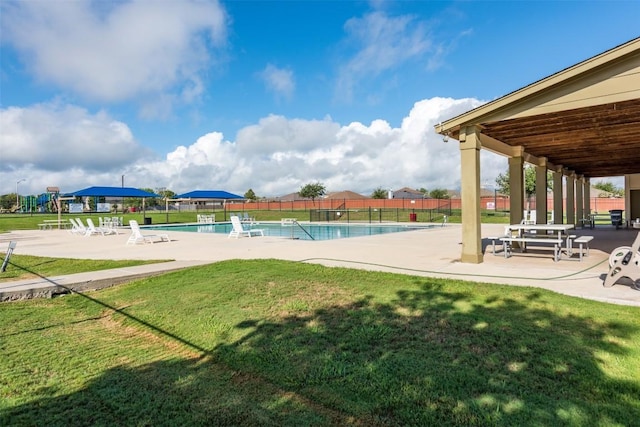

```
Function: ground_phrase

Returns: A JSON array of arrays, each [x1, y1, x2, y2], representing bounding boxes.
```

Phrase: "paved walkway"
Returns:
[[2, 224, 640, 306]]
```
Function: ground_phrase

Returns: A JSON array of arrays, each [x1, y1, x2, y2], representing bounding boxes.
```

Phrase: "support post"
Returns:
[[576, 176, 584, 225], [535, 159, 548, 224], [553, 167, 564, 224], [508, 154, 525, 226], [566, 172, 576, 225], [459, 126, 483, 263]]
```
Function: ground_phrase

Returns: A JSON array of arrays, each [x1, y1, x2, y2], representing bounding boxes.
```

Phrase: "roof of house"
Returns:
[[393, 187, 424, 195], [174, 190, 243, 200], [325, 190, 367, 199]]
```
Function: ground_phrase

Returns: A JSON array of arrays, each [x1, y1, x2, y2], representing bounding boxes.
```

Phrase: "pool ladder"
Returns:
[[281, 218, 315, 240]]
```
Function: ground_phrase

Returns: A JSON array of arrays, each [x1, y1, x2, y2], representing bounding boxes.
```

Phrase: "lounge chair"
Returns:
[[126, 220, 170, 244], [68, 218, 86, 235], [85, 218, 116, 236], [228, 215, 264, 238]]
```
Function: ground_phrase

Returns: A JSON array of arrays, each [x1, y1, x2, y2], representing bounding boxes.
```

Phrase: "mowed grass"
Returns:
[[1, 259, 639, 426], [0, 254, 167, 282]]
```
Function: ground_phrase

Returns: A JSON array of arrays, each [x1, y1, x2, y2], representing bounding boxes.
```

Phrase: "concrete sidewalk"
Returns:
[[2, 224, 640, 306]]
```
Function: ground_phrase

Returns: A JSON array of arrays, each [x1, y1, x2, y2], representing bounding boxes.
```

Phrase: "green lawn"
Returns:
[[1, 260, 638, 426], [0, 209, 510, 232], [0, 254, 167, 282]]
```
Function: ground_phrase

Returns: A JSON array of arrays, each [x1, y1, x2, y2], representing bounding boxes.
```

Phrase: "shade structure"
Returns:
[[67, 186, 161, 198], [174, 190, 243, 200]]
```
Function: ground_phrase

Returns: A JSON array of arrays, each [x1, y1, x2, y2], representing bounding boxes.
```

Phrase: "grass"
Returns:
[[1, 259, 639, 426], [0, 254, 166, 282], [0, 209, 509, 233]]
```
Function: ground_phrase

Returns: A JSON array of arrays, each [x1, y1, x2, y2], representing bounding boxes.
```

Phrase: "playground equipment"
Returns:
[[603, 232, 640, 290]]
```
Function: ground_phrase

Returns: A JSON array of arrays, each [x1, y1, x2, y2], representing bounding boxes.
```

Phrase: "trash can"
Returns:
[[609, 209, 623, 227], [409, 213, 417, 222], [144, 217, 152, 225]]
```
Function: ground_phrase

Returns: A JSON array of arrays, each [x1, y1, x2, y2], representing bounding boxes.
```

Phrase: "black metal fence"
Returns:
[[309, 206, 452, 223]]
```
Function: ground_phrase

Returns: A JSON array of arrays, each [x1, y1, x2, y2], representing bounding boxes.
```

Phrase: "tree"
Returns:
[[299, 182, 326, 204], [140, 187, 160, 208], [417, 187, 428, 195], [495, 165, 552, 197], [593, 181, 623, 197], [244, 188, 257, 201], [429, 188, 449, 199], [371, 187, 388, 199], [0, 193, 16, 210]]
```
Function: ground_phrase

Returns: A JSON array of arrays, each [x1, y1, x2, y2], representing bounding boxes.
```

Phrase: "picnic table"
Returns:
[[38, 219, 72, 230], [501, 223, 576, 262]]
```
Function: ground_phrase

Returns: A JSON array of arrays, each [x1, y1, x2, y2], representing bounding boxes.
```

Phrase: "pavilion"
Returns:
[[435, 37, 640, 263]]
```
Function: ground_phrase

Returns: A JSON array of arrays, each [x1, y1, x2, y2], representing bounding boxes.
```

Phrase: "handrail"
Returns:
[[293, 220, 315, 240]]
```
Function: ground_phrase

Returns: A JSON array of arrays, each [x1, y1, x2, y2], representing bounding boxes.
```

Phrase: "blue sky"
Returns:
[[1, 0, 638, 197]]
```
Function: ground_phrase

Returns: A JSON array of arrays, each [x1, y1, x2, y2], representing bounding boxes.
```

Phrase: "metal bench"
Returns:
[[573, 236, 594, 261]]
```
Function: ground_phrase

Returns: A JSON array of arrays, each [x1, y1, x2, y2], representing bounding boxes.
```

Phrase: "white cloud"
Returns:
[[258, 64, 295, 100], [1, 0, 227, 115], [2, 97, 508, 197], [0, 101, 157, 193], [335, 10, 433, 102]]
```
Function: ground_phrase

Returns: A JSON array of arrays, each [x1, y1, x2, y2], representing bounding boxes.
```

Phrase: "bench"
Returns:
[[39, 220, 72, 230], [500, 236, 563, 262], [572, 236, 594, 261], [487, 236, 503, 255]]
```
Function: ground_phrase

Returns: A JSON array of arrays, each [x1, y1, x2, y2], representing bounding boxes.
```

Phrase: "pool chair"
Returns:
[[68, 218, 87, 235], [241, 212, 255, 223], [228, 215, 264, 238], [126, 220, 170, 244], [85, 218, 116, 236]]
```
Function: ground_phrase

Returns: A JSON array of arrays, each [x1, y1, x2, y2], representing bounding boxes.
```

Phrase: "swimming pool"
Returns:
[[147, 222, 433, 241]]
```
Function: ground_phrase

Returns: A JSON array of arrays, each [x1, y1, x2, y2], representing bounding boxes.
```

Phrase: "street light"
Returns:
[[16, 179, 26, 210]]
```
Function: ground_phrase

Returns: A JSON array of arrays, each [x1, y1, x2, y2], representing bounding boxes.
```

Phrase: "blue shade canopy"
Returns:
[[67, 186, 161, 198], [175, 190, 243, 199]]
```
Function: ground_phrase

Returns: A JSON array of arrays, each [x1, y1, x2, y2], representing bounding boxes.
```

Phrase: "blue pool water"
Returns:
[[147, 222, 432, 241]]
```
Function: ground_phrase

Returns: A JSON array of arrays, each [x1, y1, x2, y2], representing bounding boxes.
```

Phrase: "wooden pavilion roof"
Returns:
[[436, 37, 640, 179]]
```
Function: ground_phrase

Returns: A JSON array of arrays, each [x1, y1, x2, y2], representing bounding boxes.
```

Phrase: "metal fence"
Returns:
[[309, 206, 452, 223]]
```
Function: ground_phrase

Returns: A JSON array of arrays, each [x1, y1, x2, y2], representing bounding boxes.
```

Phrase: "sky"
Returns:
[[1, 0, 638, 198]]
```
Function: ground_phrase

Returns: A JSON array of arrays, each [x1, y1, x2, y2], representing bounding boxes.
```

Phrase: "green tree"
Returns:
[[244, 188, 257, 201], [0, 193, 16, 210], [593, 181, 623, 197], [495, 166, 552, 197], [299, 182, 326, 204], [429, 188, 449, 199], [140, 188, 160, 208], [417, 187, 428, 195], [371, 187, 388, 199]]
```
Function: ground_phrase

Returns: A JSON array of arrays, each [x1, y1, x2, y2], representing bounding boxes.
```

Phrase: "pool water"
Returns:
[[148, 222, 432, 241]]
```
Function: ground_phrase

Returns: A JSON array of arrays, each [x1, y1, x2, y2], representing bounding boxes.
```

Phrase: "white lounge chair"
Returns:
[[126, 220, 170, 244], [241, 212, 254, 223], [228, 215, 264, 238], [85, 218, 116, 236], [68, 218, 86, 235]]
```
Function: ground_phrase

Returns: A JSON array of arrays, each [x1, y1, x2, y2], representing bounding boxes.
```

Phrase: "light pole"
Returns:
[[16, 179, 26, 210]]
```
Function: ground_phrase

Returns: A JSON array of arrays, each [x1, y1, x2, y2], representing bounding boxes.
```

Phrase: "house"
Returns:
[[392, 187, 425, 199], [324, 190, 367, 200]]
